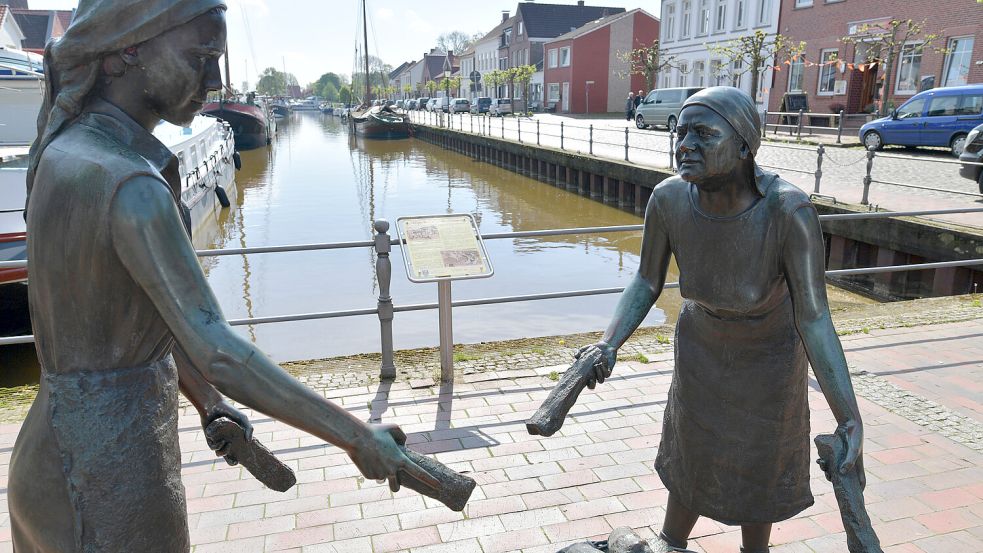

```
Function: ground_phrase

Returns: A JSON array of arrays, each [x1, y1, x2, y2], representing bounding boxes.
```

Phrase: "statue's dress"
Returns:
[[650, 172, 816, 525], [9, 101, 191, 552]]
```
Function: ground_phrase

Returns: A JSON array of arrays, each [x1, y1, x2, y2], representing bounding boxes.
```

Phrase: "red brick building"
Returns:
[[770, 0, 983, 115], [543, 8, 659, 114]]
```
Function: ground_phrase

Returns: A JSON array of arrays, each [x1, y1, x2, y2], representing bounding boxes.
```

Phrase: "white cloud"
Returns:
[[377, 7, 394, 19], [403, 9, 433, 35]]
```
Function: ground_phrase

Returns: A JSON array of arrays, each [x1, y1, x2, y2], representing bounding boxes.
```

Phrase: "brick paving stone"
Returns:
[[371, 527, 442, 553], [264, 525, 334, 551]]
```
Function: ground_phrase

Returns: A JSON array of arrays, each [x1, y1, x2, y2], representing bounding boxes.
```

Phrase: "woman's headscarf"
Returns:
[[679, 86, 761, 156], [26, 0, 227, 211]]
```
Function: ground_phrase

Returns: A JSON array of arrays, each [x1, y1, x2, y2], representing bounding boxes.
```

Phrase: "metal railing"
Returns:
[[761, 109, 869, 144], [406, 109, 983, 210], [5, 214, 983, 380]]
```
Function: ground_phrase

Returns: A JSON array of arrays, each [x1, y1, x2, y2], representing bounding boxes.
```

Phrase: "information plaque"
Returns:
[[395, 214, 494, 283]]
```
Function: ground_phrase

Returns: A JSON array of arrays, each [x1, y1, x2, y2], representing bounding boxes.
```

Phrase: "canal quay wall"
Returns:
[[413, 123, 983, 301]]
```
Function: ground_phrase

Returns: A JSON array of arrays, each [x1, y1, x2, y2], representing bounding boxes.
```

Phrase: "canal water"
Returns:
[[0, 112, 874, 384]]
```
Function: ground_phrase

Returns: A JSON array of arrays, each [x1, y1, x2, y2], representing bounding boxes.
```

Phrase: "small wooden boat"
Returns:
[[351, 105, 411, 140], [203, 99, 272, 150]]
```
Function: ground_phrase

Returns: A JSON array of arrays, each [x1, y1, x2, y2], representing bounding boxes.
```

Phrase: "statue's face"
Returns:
[[135, 10, 227, 126], [675, 105, 747, 188]]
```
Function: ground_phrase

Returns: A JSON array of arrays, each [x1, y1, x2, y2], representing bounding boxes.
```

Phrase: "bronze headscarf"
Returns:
[[679, 86, 774, 195], [26, 0, 227, 210]]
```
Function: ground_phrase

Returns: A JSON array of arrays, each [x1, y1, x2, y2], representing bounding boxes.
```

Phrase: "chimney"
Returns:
[[502, 10, 510, 22], [578, 1, 585, 5]]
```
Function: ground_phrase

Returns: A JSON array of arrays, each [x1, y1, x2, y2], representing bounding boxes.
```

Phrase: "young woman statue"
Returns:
[[10, 3, 436, 551], [577, 87, 865, 553]]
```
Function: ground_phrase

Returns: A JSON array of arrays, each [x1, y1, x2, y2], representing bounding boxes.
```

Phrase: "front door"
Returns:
[[562, 82, 570, 112]]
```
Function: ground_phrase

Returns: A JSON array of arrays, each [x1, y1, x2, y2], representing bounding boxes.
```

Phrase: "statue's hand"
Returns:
[[202, 400, 254, 466], [349, 423, 441, 493], [575, 342, 617, 389], [837, 418, 865, 489]]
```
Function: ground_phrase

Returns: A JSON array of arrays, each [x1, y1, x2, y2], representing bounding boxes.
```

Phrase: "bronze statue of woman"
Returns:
[[9, 2, 437, 551], [577, 87, 865, 553]]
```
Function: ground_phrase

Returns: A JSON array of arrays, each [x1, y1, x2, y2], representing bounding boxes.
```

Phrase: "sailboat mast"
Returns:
[[362, 0, 370, 102], [224, 46, 232, 93]]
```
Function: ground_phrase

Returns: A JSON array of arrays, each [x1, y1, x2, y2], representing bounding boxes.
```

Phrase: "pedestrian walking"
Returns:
[[625, 92, 635, 121], [634, 89, 643, 112]]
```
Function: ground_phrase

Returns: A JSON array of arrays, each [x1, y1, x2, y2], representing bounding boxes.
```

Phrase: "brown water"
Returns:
[[0, 112, 874, 383]]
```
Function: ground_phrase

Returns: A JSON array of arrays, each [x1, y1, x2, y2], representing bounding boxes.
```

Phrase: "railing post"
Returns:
[[589, 124, 594, 155], [374, 220, 396, 379], [537, 120, 540, 145], [796, 108, 804, 139], [761, 109, 768, 138], [836, 109, 844, 144], [624, 127, 629, 162], [561, 121, 565, 150], [501, 115, 505, 139], [518, 117, 522, 143], [814, 144, 825, 194], [470, 114, 473, 134], [437, 280, 454, 382], [669, 131, 676, 172], [861, 149, 875, 205]]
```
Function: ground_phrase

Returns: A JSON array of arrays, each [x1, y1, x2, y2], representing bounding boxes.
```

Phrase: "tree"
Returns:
[[616, 39, 682, 92], [314, 72, 345, 98], [511, 65, 536, 113], [339, 85, 353, 105], [485, 70, 503, 98], [435, 31, 476, 55], [426, 80, 437, 97], [841, 19, 945, 116], [708, 30, 805, 104], [256, 67, 286, 96], [403, 84, 412, 99], [320, 82, 339, 102], [445, 76, 462, 99]]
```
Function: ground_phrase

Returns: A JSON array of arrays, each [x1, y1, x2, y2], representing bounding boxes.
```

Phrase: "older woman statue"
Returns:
[[9, 2, 437, 551], [577, 87, 865, 553]]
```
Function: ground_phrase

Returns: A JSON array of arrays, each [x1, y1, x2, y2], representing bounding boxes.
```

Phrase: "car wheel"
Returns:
[[863, 131, 883, 151], [951, 134, 968, 157], [635, 114, 647, 129], [667, 115, 677, 132]]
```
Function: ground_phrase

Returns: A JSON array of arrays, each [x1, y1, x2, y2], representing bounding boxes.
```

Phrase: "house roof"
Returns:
[[517, 2, 626, 39], [0, 6, 8, 29], [475, 15, 515, 47], [549, 8, 655, 43], [11, 9, 74, 51], [389, 61, 411, 80]]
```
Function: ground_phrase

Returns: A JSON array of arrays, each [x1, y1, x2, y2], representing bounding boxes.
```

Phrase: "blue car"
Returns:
[[859, 84, 983, 156]]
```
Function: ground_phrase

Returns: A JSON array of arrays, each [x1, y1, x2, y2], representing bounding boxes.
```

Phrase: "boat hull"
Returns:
[[353, 115, 411, 140], [203, 102, 271, 151]]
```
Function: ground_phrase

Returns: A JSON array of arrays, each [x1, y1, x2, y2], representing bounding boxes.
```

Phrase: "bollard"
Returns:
[[561, 121, 565, 150], [518, 117, 522, 143], [624, 127, 629, 162], [814, 144, 825, 194], [669, 131, 676, 172], [537, 120, 541, 145], [796, 108, 804, 139], [861, 149, 875, 205], [589, 124, 594, 155], [374, 220, 396, 379], [836, 109, 844, 144]]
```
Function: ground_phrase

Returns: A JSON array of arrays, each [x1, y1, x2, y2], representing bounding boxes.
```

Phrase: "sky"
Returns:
[[28, 0, 658, 86]]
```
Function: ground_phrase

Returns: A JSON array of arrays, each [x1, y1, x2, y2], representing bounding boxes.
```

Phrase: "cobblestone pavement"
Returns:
[[0, 301, 980, 551], [412, 112, 983, 229]]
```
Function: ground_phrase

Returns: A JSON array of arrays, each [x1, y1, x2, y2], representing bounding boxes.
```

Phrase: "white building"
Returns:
[[473, 13, 515, 98], [458, 47, 476, 99], [0, 7, 25, 49], [659, 0, 780, 110]]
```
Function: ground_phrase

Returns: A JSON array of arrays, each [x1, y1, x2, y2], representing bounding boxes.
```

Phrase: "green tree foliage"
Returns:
[[616, 39, 681, 92], [256, 67, 299, 96], [426, 80, 437, 97], [339, 85, 353, 105], [841, 19, 945, 116], [436, 31, 477, 54], [321, 82, 339, 102], [708, 30, 805, 103], [484, 70, 503, 98], [511, 65, 536, 112]]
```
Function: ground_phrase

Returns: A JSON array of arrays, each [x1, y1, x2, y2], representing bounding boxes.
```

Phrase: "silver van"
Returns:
[[634, 87, 704, 131]]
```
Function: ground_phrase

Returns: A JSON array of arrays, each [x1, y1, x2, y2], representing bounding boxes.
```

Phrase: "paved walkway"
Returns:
[[0, 319, 979, 552]]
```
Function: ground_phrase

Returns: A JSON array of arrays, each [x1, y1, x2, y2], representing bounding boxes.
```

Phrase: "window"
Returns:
[[548, 83, 560, 102], [927, 96, 959, 117], [548, 49, 558, 68], [731, 60, 742, 88], [662, 73, 671, 88], [794, 0, 812, 6], [714, 0, 726, 32], [680, 1, 692, 38], [896, 98, 925, 119], [711, 59, 725, 86], [693, 61, 705, 86], [677, 62, 688, 87], [518, 21, 524, 35], [957, 95, 983, 115], [734, 0, 746, 29], [942, 36, 974, 87], [664, 3, 676, 41], [559, 47, 571, 67], [818, 49, 838, 94], [757, 0, 771, 25], [895, 42, 923, 95], [788, 57, 804, 92], [699, 0, 710, 35]]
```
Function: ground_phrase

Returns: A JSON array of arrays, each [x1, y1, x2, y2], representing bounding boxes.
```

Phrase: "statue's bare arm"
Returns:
[[577, 193, 672, 383], [783, 205, 864, 476], [109, 175, 438, 489]]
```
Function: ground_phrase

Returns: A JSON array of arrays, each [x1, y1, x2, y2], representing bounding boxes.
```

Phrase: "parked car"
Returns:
[[405, 99, 417, 110], [489, 98, 513, 116], [434, 97, 452, 112], [450, 98, 471, 114], [395, 100, 404, 109], [426, 98, 439, 111], [634, 87, 703, 131], [417, 97, 430, 110], [958, 122, 983, 192], [860, 84, 983, 156], [470, 97, 492, 114]]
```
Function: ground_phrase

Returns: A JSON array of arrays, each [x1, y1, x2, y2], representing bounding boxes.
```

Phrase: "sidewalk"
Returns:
[[0, 313, 979, 552]]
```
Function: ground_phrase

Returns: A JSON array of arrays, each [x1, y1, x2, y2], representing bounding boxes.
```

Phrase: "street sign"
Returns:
[[396, 214, 494, 283], [470, 71, 481, 84]]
